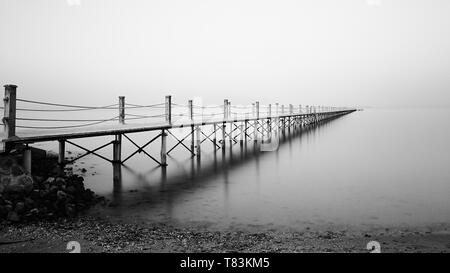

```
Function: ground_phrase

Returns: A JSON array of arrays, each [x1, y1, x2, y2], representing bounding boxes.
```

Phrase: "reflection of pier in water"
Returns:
[[110, 114, 347, 209]]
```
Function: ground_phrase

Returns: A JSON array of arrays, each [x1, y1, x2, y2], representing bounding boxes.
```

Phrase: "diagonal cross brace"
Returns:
[[122, 133, 162, 165], [200, 130, 221, 148], [167, 130, 195, 155], [65, 139, 114, 164]]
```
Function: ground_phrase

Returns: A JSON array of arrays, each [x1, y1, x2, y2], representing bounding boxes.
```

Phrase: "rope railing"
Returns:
[[16, 98, 118, 109], [15, 116, 120, 130], [1, 85, 350, 136], [124, 103, 165, 109]]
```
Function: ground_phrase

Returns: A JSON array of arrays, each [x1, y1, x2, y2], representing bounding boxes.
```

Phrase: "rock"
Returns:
[[24, 197, 34, 209], [57, 190, 67, 201], [65, 203, 76, 217], [10, 165, 24, 176], [0, 176, 11, 190], [55, 177, 66, 186], [46, 151, 59, 159], [66, 186, 76, 195], [0, 204, 7, 217], [14, 202, 25, 214], [44, 177, 56, 185], [6, 174, 33, 193], [7, 211, 20, 222], [30, 208, 39, 215], [5, 204, 13, 212]]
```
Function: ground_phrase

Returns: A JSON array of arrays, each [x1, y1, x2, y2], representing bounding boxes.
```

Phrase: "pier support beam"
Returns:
[[228, 101, 233, 143], [239, 122, 244, 145], [113, 134, 122, 163], [196, 125, 201, 157], [23, 146, 31, 174], [189, 100, 195, 152], [222, 99, 228, 148], [160, 129, 167, 166], [254, 101, 259, 142], [213, 124, 217, 147], [58, 140, 65, 166]]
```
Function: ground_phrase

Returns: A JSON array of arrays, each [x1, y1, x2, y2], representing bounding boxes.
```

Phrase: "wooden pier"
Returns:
[[1, 84, 356, 173]]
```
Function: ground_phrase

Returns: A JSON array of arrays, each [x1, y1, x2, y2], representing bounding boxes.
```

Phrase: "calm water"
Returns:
[[36, 108, 450, 231]]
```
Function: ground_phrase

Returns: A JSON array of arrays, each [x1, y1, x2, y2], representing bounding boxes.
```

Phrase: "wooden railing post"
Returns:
[[165, 95, 172, 124], [223, 99, 228, 120], [188, 100, 194, 121], [3, 84, 17, 139], [119, 96, 125, 124]]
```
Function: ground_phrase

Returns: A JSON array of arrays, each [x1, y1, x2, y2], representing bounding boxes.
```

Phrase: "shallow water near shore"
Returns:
[[33, 108, 450, 232]]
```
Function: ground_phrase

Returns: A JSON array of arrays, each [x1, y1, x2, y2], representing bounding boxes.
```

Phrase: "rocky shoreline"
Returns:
[[0, 150, 105, 224], [1, 215, 450, 253]]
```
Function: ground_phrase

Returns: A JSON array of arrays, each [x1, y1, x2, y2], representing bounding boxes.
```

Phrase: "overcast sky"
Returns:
[[1, 0, 449, 108]]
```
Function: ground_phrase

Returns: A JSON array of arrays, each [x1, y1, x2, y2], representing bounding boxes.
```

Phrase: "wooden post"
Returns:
[[313, 106, 317, 123], [267, 104, 271, 133], [188, 100, 194, 121], [23, 146, 31, 174], [113, 134, 122, 163], [189, 100, 195, 152], [165, 95, 172, 124], [289, 104, 293, 130], [244, 111, 248, 141], [3, 84, 17, 139], [254, 101, 259, 142], [229, 101, 233, 143], [213, 123, 217, 146], [161, 129, 167, 165], [196, 125, 201, 157], [240, 122, 244, 144], [224, 99, 229, 120], [58, 140, 65, 166], [119, 96, 125, 124]]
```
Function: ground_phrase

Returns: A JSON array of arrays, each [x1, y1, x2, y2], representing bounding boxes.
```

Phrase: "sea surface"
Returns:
[[31, 108, 450, 231]]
